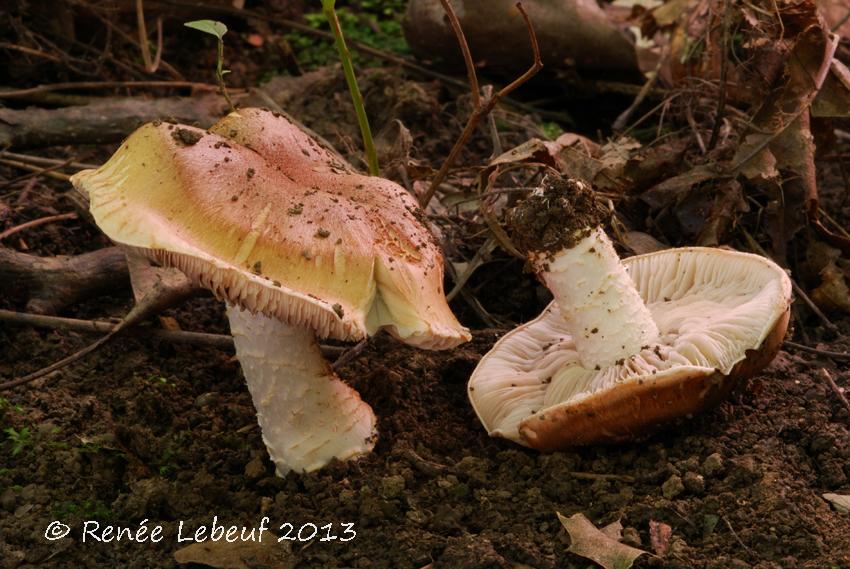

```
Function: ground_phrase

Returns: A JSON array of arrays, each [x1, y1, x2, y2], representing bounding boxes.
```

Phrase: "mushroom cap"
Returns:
[[72, 108, 469, 349], [467, 247, 792, 450]]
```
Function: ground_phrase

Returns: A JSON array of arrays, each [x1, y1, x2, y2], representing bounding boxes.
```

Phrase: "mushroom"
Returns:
[[71, 108, 470, 474], [468, 177, 791, 450]]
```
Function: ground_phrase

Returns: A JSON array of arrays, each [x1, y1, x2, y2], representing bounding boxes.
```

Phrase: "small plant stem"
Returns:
[[419, 2, 542, 208], [322, 0, 379, 176], [707, 0, 729, 151], [216, 38, 235, 111]]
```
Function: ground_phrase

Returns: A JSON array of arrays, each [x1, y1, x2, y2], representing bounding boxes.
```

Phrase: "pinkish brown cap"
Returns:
[[72, 108, 469, 349]]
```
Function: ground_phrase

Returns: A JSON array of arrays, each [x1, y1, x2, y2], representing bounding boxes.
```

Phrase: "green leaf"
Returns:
[[184, 20, 228, 40]]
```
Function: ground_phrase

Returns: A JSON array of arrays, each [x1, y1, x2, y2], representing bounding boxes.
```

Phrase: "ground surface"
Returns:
[[2, 2, 850, 567], [2, 281, 850, 568]]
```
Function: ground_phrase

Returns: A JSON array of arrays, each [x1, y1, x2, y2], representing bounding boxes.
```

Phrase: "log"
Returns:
[[0, 246, 129, 314], [0, 95, 230, 149]]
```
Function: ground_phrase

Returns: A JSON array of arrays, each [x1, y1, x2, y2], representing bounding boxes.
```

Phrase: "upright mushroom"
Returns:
[[468, 177, 791, 450], [72, 108, 469, 474]]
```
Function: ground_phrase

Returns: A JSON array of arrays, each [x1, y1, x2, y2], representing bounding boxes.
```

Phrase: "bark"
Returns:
[[0, 95, 230, 149], [0, 246, 129, 314], [403, 0, 640, 78]]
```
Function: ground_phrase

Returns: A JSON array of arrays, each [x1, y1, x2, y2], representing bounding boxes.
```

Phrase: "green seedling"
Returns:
[[185, 19, 235, 111], [5, 426, 32, 456], [145, 374, 170, 386], [321, 0, 379, 176], [541, 121, 564, 141]]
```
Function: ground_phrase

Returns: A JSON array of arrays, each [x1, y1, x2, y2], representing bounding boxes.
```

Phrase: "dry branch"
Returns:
[[0, 247, 129, 314], [419, 1, 543, 208], [0, 95, 231, 149]]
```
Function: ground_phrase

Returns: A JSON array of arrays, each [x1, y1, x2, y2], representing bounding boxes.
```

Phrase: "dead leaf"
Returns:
[[649, 520, 672, 556], [375, 119, 413, 169], [601, 519, 625, 541], [621, 231, 668, 255], [640, 164, 721, 210], [173, 538, 293, 569], [811, 262, 850, 314], [812, 60, 850, 117], [824, 493, 850, 513], [558, 512, 647, 569]]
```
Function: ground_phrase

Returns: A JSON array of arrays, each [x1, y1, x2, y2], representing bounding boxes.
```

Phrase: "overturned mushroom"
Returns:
[[72, 108, 469, 474], [468, 177, 791, 450]]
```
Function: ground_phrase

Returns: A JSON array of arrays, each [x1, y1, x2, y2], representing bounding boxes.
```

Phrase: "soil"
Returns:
[[2, 4, 850, 568], [507, 176, 610, 258], [2, 294, 850, 568]]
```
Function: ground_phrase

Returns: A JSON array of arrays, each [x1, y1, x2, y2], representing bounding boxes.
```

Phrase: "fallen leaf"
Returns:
[[173, 538, 293, 569], [824, 493, 850, 513], [811, 262, 850, 314], [621, 231, 668, 255], [558, 512, 647, 569], [601, 519, 625, 541], [649, 520, 672, 556]]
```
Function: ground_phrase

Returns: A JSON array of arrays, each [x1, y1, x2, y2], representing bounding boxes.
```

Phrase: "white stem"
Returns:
[[535, 227, 659, 369], [226, 304, 377, 475]]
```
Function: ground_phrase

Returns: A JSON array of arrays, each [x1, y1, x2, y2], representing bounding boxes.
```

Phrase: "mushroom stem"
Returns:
[[226, 304, 377, 475], [533, 227, 659, 369], [508, 177, 659, 370]]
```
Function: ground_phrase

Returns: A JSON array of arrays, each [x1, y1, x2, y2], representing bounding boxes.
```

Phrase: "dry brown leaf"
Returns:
[[173, 538, 293, 569], [558, 512, 647, 569], [811, 262, 850, 314], [824, 493, 850, 513], [621, 231, 668, 255]]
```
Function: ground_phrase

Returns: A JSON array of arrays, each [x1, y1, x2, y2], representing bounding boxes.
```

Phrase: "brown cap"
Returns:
[[467, 247, 792, 450], [72, 108, 469, 349]]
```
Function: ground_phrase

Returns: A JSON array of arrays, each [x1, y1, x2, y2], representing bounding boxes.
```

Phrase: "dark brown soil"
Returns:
[[2, 8, 850, 566], [507, 176, 610, 259], [2, 291, 850, 568]]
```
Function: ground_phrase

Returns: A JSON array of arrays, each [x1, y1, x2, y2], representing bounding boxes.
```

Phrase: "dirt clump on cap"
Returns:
[[507, 176, 610, 258]]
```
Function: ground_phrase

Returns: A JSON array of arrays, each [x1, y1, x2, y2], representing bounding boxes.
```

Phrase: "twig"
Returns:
[[136, 0, 163, 73], [0, 159, 71, 182], [0, 309, 345, 357], [447, 236, 497, 302], [619, 92, 682, 139], [784, 341, 850, 361], [612, 66, 661, 132], [332, 338, 369, 371], [0, 42, 63, 62], [439, 0, 480, 109], [708, 0, 730, 151], [0, 159, 74, 190], [818, 368, 850, 417], [740, 227, 838, 333], [0, 273, 199, 390], [0, 80, 227, 99], [419, 2, 543, 208], [791, 279, 839, 334], [569, 471, 635, 483], [0, 309, 230, 347], [0, 151, 99, 171], [722, 516, 754, 557], [0, 213, 78, 241], [322, 0, 379, 175], [0, 330, 118, 390], [685, 102, 706, 154]]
